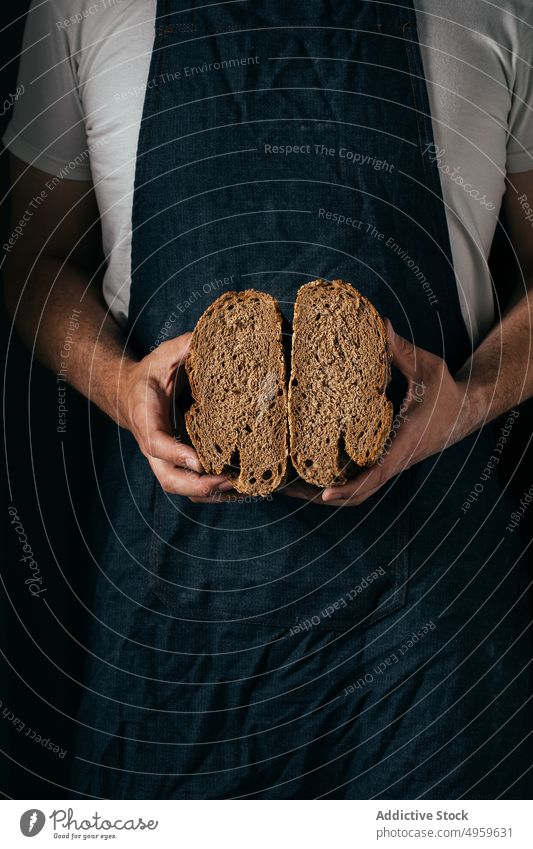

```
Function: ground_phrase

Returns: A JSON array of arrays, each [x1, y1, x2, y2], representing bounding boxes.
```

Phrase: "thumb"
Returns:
[[154, 330, 193, 369], [151, 331, 193, 392], [385, 319, 420, 381], [160, 330, 193, 363]]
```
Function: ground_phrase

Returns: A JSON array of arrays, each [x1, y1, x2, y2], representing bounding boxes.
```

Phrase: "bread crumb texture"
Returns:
[[185, 290, 289, 495], [288, 279, 393, 486]]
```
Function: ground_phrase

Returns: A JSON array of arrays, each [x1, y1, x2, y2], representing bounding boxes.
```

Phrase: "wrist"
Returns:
[[456, 376, 489, 436], [115, 356, 139, 430]]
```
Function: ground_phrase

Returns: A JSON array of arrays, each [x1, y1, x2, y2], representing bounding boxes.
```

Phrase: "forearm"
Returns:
[[456, 282, 533, 428], [4, 255, 136, 427]]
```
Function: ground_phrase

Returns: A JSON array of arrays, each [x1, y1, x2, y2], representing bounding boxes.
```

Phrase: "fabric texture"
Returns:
[[67, 0, 533, 799], [4, 0, 533, 343]]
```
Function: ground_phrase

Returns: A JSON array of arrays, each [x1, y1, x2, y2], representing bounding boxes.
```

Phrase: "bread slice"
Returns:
[[185, 290, 289, 496], [288, 279, 392, 487]]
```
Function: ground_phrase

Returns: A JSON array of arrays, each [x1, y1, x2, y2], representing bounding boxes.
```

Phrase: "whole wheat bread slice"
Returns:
[[185, 290, 289, 496], [288, 279, 392, 487]]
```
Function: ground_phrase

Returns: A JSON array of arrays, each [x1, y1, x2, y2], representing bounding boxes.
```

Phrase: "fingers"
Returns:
[[152, 332, 193, 392], [284, 468, 387, 506], [129, 332, 243, 501], [156, 331, 193, 364], [322, 480, 383, 506], [322, 462, 385, 505], [148, 456, 230, 498], [146, 427, 203, 472], [130, 378, 204, 470], [149, 455, 242, 502], [127, 332, 192, 408], [283, 481, 326, 502], [134, 398, 203, 471], [284, 474, 385, 507], [322, 421, 419, 505]]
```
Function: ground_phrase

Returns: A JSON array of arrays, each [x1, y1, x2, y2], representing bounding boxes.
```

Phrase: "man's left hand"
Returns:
[[284, 320, 482, 507]]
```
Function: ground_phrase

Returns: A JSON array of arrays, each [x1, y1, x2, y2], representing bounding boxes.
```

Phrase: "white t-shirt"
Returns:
[[3, 0, 533, 344]]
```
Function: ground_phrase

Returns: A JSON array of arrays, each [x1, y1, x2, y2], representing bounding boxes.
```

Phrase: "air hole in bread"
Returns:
[[249, 476, 256, 484], [214, 443, 222, 454], [304, 459, 313, 468], [244, 424, 252, 434], [291, 378, 298, 387], [226, 449, 240, 472], [262, 469, 273, 480], [338, 435, 354, 474]]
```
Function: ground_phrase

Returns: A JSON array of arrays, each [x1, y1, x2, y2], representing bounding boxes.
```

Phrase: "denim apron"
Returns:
[[72, 0, 532, 798]]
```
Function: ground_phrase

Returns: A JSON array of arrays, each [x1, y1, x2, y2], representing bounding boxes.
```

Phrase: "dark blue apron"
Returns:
[[72, 0, 532, 798]]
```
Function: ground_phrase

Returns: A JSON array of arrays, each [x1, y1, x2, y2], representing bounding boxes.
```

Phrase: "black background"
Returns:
[[0, 4, 532, 799], [1, 3, 94, 799]]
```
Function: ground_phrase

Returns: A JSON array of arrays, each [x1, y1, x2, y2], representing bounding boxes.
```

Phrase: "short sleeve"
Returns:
[[2, 0, 91, 180], [507, 20, 533, 173]]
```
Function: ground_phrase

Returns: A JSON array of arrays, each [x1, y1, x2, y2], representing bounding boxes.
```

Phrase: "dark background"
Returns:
[[1, 3, 96, 798], [1, 5, 532, 799]]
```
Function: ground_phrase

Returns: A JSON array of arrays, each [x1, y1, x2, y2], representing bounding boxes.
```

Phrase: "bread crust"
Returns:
[[288, 279, 393, 487]]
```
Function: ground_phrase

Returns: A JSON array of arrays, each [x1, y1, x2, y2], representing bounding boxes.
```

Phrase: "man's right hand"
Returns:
[[4, 158, 234, 504], [120, 333, 235, 503]]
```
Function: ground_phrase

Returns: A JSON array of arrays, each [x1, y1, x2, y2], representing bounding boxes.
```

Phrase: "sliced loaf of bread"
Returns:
[[185, 290, 289, 496], [288, 279, 392, 487]]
